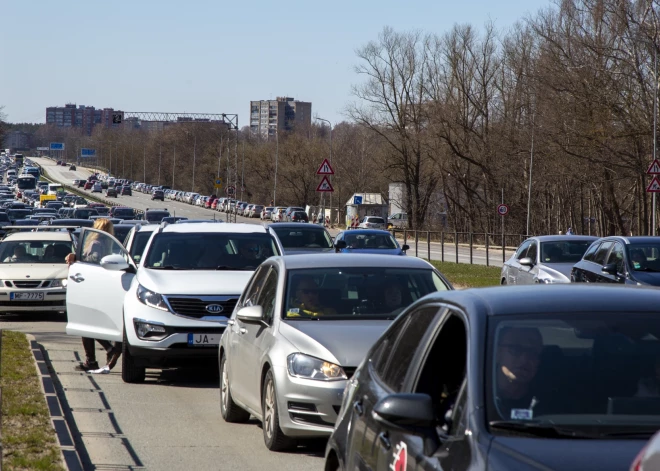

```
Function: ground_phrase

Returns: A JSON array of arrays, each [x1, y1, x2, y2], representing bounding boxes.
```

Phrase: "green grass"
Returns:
[[1, 331, 64, 471], [430, 261, 502, 288]]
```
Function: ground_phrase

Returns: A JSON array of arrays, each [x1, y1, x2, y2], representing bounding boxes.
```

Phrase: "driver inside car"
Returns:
[[286, 277, 337, 318]]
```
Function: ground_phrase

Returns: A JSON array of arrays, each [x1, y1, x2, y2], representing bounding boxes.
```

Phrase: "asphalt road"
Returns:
[[33, 157, 515, 268]]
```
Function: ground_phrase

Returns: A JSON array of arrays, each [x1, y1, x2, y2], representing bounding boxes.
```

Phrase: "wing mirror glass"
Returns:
[[100, 254, 129, 271], [236, 305, 264, 323], [401, 244, 410, 251], [602, 263, 619, 276], [335, 240, 347, 251], [519, 257, 534, 267]]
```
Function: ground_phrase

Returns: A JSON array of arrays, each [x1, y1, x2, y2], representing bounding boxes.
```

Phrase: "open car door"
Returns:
[[66, 228, 137, 341]]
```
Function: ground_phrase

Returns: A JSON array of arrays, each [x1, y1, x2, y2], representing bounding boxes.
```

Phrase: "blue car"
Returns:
[[334, 229, 410, 255]]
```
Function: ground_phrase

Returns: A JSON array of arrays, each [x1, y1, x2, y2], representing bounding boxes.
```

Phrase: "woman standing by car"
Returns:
[[65, 218, 122, 373]]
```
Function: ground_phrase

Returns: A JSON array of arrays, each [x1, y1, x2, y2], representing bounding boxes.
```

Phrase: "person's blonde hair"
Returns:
[[84, 218, 115, 254]]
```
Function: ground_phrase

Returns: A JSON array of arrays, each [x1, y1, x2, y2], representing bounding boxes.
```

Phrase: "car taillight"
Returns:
[[630, 444, 648, 471]]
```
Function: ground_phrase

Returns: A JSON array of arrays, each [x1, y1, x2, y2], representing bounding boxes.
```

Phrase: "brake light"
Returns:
[[631, 444, 648, 471]]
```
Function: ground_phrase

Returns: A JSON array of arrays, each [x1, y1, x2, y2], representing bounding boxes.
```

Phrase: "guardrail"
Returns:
[[390, 229, 523, 265]]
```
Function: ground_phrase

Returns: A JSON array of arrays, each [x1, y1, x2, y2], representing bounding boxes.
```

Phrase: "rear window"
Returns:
[[270, 226, 333, 249], [114, 208, 135, 216], [145, 211, 170, 222], [366, 217, 385, 224]]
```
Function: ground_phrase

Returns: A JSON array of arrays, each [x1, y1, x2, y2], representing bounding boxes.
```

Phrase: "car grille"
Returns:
[[0, 300, 65, 307], [165, 297, 239, 319], [12, 281, 45, 288]]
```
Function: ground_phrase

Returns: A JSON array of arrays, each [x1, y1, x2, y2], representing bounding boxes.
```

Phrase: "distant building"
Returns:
[[3, 131, 32, 152], [45, 104, 123, 135], [249, 97, 311, 138]]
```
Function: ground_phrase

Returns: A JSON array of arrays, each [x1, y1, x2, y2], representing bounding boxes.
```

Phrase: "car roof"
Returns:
[[420, 284, 660, 316], [273, 253, 434, 270], [593, 236, 660, 245], [161, 222, 268, 234], [270, 223, 328, 231], [3, 231, 72, 242], [527, 235, 598, 242], [340, 229, 392, 235]]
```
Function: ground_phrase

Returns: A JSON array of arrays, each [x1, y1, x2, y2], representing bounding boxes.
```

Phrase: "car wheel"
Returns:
[[262, 369, 294, 451], [219, 354, 250, 423], [121, 329, 146, 383], [501, 278, 507, 285]]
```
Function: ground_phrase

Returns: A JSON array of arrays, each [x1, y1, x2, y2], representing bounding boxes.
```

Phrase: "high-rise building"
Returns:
[[45, 104, 123, 135], [249, 97, 311, 138]]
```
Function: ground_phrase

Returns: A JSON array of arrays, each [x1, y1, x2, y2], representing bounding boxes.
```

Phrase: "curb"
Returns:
[[28, 335, 84, 471]]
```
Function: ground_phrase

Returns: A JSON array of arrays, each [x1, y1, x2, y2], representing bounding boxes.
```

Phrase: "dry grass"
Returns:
[[431, 261, 502, 288]]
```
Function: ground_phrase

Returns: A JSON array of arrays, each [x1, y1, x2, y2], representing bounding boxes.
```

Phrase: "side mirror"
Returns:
[[401, 244, 410, 251], [602, 263, 619, 276], [100, 254, 129, 271], [519, 257, 534, 267], [236, 305, 264, 323], [373, 393, 439, 456], [335, 240, 347, 250]]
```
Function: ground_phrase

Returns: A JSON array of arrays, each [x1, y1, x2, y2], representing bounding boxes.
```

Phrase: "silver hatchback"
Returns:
[[218, 254, 452, 451]]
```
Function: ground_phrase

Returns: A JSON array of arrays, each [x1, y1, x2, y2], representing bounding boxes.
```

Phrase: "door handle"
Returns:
[[69, 273, 84, 283], [353, 401, 364, 416], [239, 328, 247, 334], [378, 432, 391, 450]]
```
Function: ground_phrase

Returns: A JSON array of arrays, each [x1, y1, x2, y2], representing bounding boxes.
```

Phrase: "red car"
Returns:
[[205, 196, 217, 209], [84, 182, 93, 190]]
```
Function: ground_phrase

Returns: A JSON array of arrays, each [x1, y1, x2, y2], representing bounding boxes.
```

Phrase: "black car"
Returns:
[[161, 216, 188, 224], [143, 209, 170, 223], [326, 285, 659, 471], [571, 236, 660, 286], [267, 223, 334, 254], [69, 165, 76, 171], [120, 186, 132, 196], [151, 190, 165, 201], [106, 187, 118, 198], [109, 206, 137, 220], [50, 219, 95, 228]]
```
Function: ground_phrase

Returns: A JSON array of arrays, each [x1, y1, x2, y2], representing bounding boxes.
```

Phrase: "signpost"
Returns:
[[497, 204, 509, 216], [112, 113, 122, 124], [353, 195, 363, 205], [316, 159, 334, 175], [214, 178, 223, 189], [316, 159, 335, 225], [499, 191, 507, 263], [316, 176, 334, 192], [49, 142, 64, 151], [647, 158, 660, 235], [80, 148, 96, 158], [36, 147, 49, 151], [226, 185, 235, 196]]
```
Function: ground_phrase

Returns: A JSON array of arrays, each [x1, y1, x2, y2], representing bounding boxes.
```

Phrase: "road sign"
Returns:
[[316, 158, 335, 175], [648, 159, 660, 174], [497, 204, 509, 216], [112, 113, 122, 124], [49, 142, 64, 151], [36, 147, 49, 151], [226, 185, 235, 196], [81, 148, 96, 157], [214, 178, 223, 189], [647, 176, 660, 192], [353, 195, 363, 205], [316, 176, 334, 192]]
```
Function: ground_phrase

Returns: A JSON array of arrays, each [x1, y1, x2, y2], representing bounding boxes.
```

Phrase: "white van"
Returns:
[[47, 183, 63, 196]]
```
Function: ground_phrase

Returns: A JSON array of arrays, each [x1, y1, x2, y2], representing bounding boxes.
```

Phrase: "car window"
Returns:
[[582, 242, 600, 262], [607, 243, 624, 274], [627, 244, 660, 272], [377, 306, 440, 392], [270, 226, 333, 249], [0, 240, 73, 264], [130, 231, 154, 263], [526, 242, 538, 262], [257, 269, 278, 324], [593, 241, 613, 265], [343, 233, 398, 250], [240, 265, 271, 308], [77, 229, 127, 265], [540, 241, 593, 264], [515, 241, 532, 260]]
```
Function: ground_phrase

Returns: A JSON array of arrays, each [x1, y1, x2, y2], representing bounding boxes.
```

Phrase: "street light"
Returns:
[[315, 117, 333, 224]]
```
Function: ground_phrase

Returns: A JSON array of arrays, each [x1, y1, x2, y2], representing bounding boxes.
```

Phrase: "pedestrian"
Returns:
[[566, 227, 574, 235], [65, 218, 122, 374], [325, 215, 330, 227]]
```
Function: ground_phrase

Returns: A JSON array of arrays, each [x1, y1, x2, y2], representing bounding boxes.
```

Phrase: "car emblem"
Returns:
[[206, 304, 224, 314], [26, 275, 30, 278]]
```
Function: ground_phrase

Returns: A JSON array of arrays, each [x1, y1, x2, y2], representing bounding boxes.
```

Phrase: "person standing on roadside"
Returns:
[[65, 218, 122, 373]]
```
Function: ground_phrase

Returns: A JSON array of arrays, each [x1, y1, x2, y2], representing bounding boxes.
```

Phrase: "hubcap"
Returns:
[[221, 361, 229, 411], [264, 380, 274, 439]]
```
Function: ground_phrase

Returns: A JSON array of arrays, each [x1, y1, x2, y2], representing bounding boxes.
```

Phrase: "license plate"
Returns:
[[187, 333, 221, 346], [10, 292, 44, 301]]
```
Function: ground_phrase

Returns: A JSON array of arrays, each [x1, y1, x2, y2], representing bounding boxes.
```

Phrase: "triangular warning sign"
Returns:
[[648, 159, 660, 175], [647, 176, 660, 192], [316, 158, 335, 175], [316, 176, 334, 192]]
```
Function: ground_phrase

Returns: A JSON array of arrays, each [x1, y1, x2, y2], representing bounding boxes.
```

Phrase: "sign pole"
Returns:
[[501, 189, 505, 263], [654, 45, 658, 236]]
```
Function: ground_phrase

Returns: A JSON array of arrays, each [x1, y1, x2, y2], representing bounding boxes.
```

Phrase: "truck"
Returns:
[[14, 154, 24, 167]]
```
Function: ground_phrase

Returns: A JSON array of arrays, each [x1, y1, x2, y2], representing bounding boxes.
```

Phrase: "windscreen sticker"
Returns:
[[288, 308, 299, 314], [391, 441, 407, 471], [511, 408, 533, 420]]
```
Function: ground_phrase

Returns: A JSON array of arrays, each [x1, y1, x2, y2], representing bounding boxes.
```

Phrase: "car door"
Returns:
[[506, 240, 531, 285], [228, 265, 272, 406], [572, 242, 601, 282], [66, 228, 137, 342], [516, 240, 538, 284], [587, 241, 613, 283]]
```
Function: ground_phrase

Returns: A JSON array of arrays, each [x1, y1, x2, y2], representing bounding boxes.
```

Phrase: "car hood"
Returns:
[[283, 248, 335, 255], [490, 436, 645, 471], [631, 271, 660, 286], [538, 263, 573, 281], [137, 269, 253, 296], [278, 319, 391, 367], [0, 263, 69, 280], [340, 248, 404, 256]]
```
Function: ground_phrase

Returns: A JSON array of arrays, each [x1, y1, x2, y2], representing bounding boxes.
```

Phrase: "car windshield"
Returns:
[[130, 231, 154, 263], [114, 208, 134, 216], [628, 245, 660, 272], [143, 232, 279, 270], [270, 226, 333, 249], [540, 240, 592, 264], [0, 240, 73, 263], [145, 211, 170, 222], [366, 217, 385, 224], [487, 313, 660, 432], [343, 233, 398, 250], [283, 267, 448, 320]]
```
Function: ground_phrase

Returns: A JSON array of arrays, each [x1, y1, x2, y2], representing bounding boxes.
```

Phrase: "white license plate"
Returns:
[[10, 292, 44, 301], [187, 333, 221, 347]]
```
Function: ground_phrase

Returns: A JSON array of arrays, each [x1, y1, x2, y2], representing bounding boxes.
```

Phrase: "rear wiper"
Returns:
[[489, 421, 596, 439]]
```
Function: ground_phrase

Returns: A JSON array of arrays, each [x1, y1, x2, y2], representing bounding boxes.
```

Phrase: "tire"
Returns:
[[219, 354, 250, 423], [121, 329, 146, 383], [262, 369, 295, 451], [501, 278, 507, 285]]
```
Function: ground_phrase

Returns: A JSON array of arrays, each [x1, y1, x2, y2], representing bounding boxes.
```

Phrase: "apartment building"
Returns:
[[45, 104, 124, 135], [249, 97, 311, 137]]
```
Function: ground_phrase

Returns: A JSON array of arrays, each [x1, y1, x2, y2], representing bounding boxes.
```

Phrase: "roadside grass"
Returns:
[[430, 261, 502, 289], [1, 331, 64, 471]]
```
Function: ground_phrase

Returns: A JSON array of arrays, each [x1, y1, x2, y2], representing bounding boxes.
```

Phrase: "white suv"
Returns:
[[66, 223, 283, 383]]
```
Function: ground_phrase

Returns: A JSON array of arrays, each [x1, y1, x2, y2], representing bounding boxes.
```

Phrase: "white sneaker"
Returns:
[[89, 365, 111, 374]]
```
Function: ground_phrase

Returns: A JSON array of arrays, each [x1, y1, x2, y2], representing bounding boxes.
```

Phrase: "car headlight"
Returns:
[[133, 318, 167, 340], [287, 353, 347, 381], [136, 284, 170, 311], [50, 279, 67, 288]]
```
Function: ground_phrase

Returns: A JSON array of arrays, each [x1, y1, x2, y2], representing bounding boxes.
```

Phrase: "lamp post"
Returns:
[[654, 44, 658, 236], [315, 117, 333, 223]]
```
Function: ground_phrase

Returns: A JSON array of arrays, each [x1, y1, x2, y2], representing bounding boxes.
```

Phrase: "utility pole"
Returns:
[[143, 146, 146, 182], [191, 135, 196, 192], [234, 123, 238, 223], [654, 45, 658, 236], [158, 144, 162, 186], [273, 129, 279, 206], [316, 117, 333, 223], [526, 122, 535, 237], [240, 136, 245, 202], [218, 137, 223, 180], [172, 146, 176, 188]]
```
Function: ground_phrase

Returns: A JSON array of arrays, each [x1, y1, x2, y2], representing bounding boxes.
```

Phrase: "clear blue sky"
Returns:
[[1, 0, 551, 125]]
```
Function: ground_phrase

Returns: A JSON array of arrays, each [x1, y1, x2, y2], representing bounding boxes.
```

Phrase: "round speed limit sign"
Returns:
[[497, 204, 509, 216]]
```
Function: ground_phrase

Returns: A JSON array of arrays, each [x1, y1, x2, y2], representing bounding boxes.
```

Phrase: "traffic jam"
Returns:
[[3, 151, 660, 471]]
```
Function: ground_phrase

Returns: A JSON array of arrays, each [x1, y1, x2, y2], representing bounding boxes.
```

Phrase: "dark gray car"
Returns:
[[267, 223, 334, 254]]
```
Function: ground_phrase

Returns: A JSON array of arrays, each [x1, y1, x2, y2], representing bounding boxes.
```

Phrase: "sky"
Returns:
[[1, 0, 551, 125]]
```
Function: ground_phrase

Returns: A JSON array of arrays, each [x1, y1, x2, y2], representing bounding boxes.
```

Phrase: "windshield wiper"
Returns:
[[635, 267, 660, 272], [489, 421, 596, 439], [148, 265, 183, 270]]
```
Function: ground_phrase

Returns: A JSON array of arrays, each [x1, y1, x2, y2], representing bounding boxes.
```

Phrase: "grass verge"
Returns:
[[430, 261, 502, 288], [1, 331, 64, 470]]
